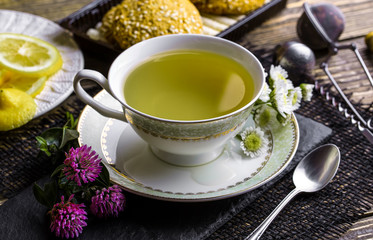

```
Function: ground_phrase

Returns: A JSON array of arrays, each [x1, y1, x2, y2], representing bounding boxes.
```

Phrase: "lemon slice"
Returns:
[[0, 33, 62, 78], [1, 74, 47, 98], [0, 88, 37, 131], [23, 76, 47, 97]]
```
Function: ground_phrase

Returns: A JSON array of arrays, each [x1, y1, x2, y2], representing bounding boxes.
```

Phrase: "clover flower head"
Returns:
[[90, 185, 126, 218], [300, 83, 314, 101], [49, 195, 87, 239], [63, 145, 102, 186], [240, 126, 269, 158]]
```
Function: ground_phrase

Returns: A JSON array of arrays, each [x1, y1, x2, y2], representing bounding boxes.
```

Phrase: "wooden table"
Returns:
[[2, 0, 373, 239], [3, 0, 372, 106]]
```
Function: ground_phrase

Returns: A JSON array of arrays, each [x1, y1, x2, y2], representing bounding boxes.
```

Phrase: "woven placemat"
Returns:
[[206, 86, 373, 239]]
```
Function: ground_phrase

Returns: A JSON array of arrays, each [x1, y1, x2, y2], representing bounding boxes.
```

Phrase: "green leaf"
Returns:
[[40, 128, 63, 149], [60, 128, 79, 149], [35, 136, 47, 146], [59, 175, 69, 185], [65, 112, 78, 129], [35, 136, 51, 156], [50, 150, 67, 166], [44, 181, 58, 206], [97, 164, 111, 187], [33, 183, 50, 208], [36, 122, 78, 165], [32, 181, 58, 209], [50, 164, 65, 178]]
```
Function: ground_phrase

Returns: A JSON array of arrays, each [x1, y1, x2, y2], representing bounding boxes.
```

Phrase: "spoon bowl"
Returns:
[[245, 144, 340, 240], [293, 144, 340, 192]]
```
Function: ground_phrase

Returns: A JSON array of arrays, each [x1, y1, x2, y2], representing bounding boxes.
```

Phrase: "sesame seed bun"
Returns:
[[100, 0, 203, 49]]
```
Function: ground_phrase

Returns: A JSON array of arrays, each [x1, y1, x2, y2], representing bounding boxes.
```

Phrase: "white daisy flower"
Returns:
[[300, 83, 314, 101], [272, 88, 292, 117], [254, 104, 273, 127], [270, 65, 288, 79], [269, 65, 293, 91], [287, 87, 302, 112], [259, 82, 271, 102], [240, 126, 269, 158]]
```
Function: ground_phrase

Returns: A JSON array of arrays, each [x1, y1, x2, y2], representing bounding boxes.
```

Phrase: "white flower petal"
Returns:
[[259, 82, 271, 102], [270, 65, 288, 80], [273, 88, 292, 117], [288, 87, 302, 112], [269, 65, 293, 91]]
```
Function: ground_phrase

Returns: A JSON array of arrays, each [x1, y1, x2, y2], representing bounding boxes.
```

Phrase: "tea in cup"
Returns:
[[74, 34, 265, 166]]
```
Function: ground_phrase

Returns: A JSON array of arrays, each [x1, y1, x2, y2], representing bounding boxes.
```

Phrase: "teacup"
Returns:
[[74, 34, 265, 166]]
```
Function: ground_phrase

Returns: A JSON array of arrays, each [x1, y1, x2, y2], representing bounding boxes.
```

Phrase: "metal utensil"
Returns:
[[314, 79, 373, 144], [245, 144, 340, 240], [274, 40, 373, 144], [297, 2, 373, 143], [299, 2, 373, 90]]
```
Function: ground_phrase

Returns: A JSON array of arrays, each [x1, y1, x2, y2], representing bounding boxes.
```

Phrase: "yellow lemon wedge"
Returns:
[[1, 74, 47, 98], [0, 33, 63, 78], [0, 88, 37, 131]]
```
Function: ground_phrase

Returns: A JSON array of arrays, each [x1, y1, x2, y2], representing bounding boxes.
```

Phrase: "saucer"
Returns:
[[78, 90, 299, 202]]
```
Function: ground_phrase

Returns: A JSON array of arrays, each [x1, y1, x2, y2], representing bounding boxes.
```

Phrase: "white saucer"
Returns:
[[0, 10, 84, 118], [78, 90, 299, 202]]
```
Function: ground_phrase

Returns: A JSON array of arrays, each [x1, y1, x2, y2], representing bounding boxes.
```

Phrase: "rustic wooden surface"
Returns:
[[2, 0, 373, 106], [2, 0, 373, 239], [244, 0, 373, 109]]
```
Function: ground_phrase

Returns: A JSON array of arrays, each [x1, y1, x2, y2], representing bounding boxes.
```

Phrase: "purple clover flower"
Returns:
[[90, 185, 126, 218], [49, 195, 87, 239], [63, 145, 102, 186]]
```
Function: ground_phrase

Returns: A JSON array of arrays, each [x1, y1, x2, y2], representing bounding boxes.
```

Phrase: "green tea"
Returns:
[[123, 50, 255, 120]]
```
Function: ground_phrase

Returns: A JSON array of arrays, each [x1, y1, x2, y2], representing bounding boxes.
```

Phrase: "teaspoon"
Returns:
[[245, 144, 340, 240]]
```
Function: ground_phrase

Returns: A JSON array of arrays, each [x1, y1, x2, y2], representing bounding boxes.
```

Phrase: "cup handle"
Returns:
[[73, 69, 127, 122]]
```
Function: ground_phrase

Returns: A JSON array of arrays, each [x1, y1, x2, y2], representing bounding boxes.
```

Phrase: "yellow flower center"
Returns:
[[244, 133, 262, 151]]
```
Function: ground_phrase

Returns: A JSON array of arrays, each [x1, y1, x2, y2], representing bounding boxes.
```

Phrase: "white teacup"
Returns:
[[74, 34, 265, 167]]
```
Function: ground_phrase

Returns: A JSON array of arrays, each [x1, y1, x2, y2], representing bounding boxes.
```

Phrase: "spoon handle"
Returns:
[[245, 188, 302, 240]]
